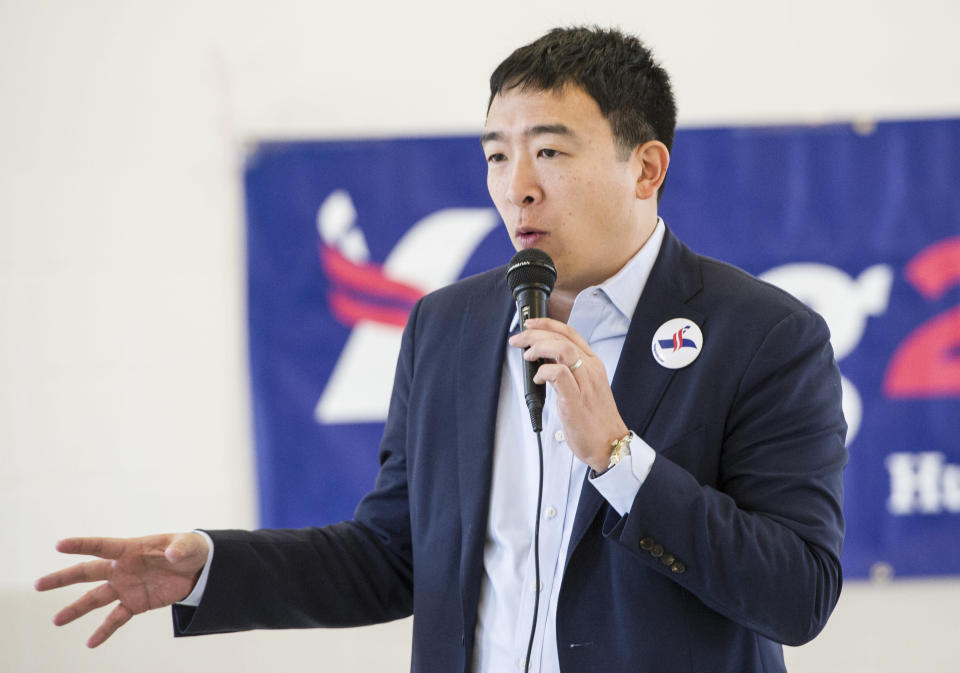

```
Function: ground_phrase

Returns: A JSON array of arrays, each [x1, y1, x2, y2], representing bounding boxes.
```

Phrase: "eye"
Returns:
[[486, 152, 507, 163], [538, 148, 560, 158]]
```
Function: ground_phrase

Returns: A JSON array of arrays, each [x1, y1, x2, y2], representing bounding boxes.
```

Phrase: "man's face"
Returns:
[[482, 85, 649, 297]]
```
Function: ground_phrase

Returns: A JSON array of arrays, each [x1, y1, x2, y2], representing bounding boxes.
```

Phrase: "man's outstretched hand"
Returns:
[[35, 533, 209, 647]]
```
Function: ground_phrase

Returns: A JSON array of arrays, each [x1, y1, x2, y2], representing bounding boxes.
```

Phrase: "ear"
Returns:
[[632, 140, 670, 200]]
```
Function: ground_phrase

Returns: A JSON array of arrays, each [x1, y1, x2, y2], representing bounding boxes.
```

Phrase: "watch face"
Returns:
[[605, 432, 633, 471], [609, 436, 629, 466]]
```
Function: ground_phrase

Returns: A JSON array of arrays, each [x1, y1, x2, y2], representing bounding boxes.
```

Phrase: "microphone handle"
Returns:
[[516, 286, 549, 432]]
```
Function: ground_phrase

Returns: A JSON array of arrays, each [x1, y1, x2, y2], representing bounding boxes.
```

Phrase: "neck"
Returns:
[[547, 292, 576, 323], [546, 216, 660, 324]]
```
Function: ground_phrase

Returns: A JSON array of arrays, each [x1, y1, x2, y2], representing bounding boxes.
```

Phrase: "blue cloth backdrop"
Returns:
[[245, 119, 960, 579]]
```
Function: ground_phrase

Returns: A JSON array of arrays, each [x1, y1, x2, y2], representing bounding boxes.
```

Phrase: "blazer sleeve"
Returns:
[[603, 307, 847, 646], [173, 299, 422, 636]]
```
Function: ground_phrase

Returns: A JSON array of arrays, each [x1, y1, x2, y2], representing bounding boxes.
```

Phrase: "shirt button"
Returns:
[[554, 429, 565, 442], [545, 506, 558, 519]]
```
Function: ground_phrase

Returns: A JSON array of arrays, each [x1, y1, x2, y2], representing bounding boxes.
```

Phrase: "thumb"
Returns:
[[164, 532, 207, 565]]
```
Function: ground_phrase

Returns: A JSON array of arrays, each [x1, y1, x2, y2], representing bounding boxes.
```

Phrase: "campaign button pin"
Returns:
[[651, 318, 703, 369]]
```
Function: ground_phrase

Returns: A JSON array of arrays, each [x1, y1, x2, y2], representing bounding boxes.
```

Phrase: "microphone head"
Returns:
[[506, 248, 557, 297]]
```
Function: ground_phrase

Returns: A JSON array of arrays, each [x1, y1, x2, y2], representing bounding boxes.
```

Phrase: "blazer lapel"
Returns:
[[567, 228, 705, 559], [456, 269, 515, 644]]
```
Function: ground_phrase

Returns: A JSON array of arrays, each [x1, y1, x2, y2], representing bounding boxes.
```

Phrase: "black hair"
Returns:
[[489, 26, 677, 197]]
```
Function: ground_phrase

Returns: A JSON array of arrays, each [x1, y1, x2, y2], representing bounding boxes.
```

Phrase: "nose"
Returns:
[[505, 155, 541, 207]]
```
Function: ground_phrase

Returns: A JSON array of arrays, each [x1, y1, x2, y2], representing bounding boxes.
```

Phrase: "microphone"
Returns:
[[506, 248, 557, 432]]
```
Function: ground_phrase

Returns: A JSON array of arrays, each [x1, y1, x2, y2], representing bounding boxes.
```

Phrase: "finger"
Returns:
[[35, 559, 113, 591], [508, 327, 549, 348], [53, 582, 118, 626], [55, 537, 128, 560], [511, 328, 584, 370], [521, 318, 594, 354], [523, 339, 582, 369], [533, 362, 581, 394], [87, 603, 134, 648], [509, 328, 594, 368], [509, 327, 572, 354]]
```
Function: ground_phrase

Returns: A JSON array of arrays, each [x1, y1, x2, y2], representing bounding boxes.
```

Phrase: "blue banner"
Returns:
[[245, 119, 960, 579]]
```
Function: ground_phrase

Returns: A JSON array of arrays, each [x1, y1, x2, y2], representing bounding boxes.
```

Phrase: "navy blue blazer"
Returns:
[[174, 228, 847, 673]]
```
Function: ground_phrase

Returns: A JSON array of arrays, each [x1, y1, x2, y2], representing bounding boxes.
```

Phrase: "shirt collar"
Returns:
[[594, 217, 665, 322]]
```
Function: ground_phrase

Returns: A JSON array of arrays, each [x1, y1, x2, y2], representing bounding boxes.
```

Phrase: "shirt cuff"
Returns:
[[175, 530, 214, 607], [589, 435, 656, 516]]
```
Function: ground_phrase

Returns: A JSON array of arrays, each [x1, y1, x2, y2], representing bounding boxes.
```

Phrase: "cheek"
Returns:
[[486, 174, 506, 207], [487, 182, 513, 230]]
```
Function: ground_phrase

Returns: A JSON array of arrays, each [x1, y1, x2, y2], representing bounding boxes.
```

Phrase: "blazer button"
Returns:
[[660, 554, 675, 566], [670, 561, 686, 574], [650, 543, 664, 558], [640, 537, 655, 551]]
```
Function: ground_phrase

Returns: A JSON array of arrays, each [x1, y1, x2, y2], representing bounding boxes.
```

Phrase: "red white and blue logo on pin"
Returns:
[[651, 318, 703, 369]]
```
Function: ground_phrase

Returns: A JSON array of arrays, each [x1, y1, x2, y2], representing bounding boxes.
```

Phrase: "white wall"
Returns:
[[2, 1, 959, 671]]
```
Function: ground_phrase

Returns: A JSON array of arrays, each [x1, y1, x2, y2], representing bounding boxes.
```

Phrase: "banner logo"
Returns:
[[314, 189, 500, 424]]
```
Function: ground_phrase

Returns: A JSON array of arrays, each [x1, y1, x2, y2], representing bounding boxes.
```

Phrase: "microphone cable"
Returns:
[[524, 429, 545, 673]]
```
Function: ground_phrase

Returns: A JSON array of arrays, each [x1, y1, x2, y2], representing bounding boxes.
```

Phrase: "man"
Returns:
[[36, 27, 847, 672]]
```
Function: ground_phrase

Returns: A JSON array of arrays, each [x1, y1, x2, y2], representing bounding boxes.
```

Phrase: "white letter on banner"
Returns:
[[943, 464, 960, 512], [886, 452, 944, 515], [759, 262, 893, 446]]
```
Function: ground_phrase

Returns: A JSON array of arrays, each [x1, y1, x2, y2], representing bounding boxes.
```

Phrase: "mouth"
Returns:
[[515, 228, 548, 248]]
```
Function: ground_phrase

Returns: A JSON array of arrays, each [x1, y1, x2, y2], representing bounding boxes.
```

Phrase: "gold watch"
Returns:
[[591, 430, 633, 478], [607, 430, 633, 470]]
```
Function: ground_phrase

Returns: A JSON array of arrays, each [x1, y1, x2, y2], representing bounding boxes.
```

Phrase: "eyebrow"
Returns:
[[480, 124, 575, 145]]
